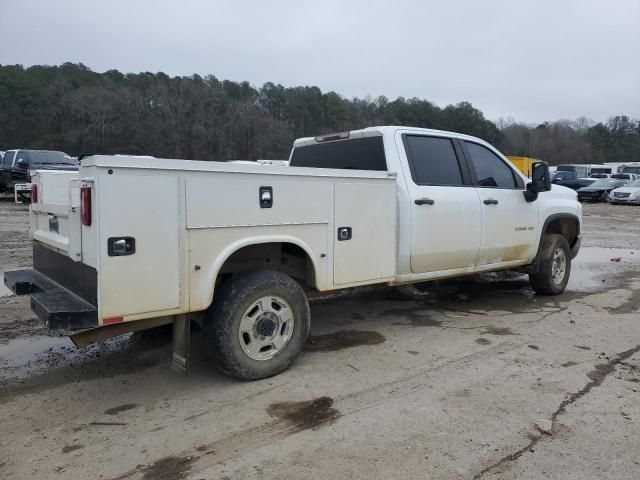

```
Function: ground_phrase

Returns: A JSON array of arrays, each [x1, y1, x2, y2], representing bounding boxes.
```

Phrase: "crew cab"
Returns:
[[5, 127, 582, 380]]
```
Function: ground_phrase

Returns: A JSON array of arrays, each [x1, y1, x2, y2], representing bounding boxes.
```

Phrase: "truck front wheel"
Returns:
[[529, 234, 571, 295], [204, 269, 310, 380]]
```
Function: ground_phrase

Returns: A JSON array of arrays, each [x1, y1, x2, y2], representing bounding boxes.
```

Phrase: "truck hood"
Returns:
[[578, 186, 616, 193], [550, 184, 577, 197]]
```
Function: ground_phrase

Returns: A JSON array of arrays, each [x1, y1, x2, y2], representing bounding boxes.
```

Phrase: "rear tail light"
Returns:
[[81, 186, 92, 226], [31, 184, 38, 203]]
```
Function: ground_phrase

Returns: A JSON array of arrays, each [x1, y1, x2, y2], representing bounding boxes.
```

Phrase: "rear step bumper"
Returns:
[[4, 269, 98, 330]]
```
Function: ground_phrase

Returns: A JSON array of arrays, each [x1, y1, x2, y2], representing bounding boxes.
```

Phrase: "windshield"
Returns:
[[590, 180, 617, 187], [27, 151, 76, 166]]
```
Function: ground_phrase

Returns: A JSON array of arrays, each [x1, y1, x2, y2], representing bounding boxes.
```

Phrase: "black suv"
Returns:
[[0, 149, 78, 193]]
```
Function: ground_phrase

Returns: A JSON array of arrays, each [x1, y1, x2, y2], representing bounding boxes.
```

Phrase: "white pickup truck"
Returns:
[[5, 126, 581, 380]]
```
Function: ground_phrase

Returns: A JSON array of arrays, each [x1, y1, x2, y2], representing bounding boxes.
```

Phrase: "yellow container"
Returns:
[[506, 156, 540, 178]]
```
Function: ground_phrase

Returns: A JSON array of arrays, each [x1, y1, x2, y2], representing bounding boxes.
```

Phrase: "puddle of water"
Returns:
[[0, 333, 136, 381], [0, 335, 71, 373], [568, 247, 640, 293]]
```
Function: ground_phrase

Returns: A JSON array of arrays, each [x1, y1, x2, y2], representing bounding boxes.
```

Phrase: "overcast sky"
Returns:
[[1, 0, 638, 124]]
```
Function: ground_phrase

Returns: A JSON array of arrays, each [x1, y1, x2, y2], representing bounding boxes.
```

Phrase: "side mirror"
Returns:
[[523, 161, 551, 202]]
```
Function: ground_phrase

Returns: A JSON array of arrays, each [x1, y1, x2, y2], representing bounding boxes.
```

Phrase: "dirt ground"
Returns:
[[1, 196, 640, 479]]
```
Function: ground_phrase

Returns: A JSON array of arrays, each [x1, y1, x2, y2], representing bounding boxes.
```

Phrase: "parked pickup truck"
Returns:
[[0, 149, 78, 201], [5, 126, 582, 380]]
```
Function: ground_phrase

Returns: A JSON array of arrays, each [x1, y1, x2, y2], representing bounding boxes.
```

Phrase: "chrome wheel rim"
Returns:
[[238, 296, 294, 361], [551, 248, 567, 286]]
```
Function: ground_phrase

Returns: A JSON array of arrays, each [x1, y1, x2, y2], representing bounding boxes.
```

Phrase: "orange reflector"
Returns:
[[103, 316, 124, 325]]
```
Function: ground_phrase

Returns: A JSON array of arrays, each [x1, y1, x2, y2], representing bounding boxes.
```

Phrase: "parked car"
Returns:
[[577, 179, 627, 202], [6, 126, 581, 380], [609, 179, 640, 205], [578, 178, 597, 188], [0, 149, 78, 195], [611, 173, 638, 182], [551, 171, 594, 190]]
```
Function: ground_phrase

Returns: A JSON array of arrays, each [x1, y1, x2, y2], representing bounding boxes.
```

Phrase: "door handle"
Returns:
[[483, 198, 499, 205], [415, 198, 435, 205]]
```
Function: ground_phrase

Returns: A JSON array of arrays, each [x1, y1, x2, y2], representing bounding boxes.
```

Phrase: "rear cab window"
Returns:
[[289, 136, 386, 171], [402, 135, 467, 186]]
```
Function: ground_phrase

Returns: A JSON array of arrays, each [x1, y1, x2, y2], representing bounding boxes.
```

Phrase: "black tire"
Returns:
[[529, 234, 571, 295], [203, 269, 310, 380]]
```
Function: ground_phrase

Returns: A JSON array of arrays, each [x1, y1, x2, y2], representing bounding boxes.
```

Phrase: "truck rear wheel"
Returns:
[[204, 269, 310, 380], [529, 234, 571, 295]]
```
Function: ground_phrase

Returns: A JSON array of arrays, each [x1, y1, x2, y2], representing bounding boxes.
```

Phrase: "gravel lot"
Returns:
[[1, 197, 640, 479]]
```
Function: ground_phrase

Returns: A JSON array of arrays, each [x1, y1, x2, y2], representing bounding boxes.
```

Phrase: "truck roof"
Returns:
[[292, 126, 491, 148]]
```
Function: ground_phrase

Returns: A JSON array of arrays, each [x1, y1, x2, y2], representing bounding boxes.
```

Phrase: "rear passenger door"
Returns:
[[399, 133, 482, 273], [462, 141, 539, 265]]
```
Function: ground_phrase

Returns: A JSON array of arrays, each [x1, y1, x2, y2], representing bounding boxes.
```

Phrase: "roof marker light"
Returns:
[[314, 131, 350, 143]]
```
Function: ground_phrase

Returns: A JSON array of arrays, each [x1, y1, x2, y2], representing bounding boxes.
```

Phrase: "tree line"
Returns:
[[0, 63, 638, 166]]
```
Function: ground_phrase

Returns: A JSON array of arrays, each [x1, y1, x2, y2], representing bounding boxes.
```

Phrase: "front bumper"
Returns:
[[610, 197, 640, 204], [4, 269, 98, 330], [578, 193, 607, 202]]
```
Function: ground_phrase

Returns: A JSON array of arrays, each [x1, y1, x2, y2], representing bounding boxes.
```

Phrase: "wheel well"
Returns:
[[217, 242, 316, 290], [545, 217, 579, 247]]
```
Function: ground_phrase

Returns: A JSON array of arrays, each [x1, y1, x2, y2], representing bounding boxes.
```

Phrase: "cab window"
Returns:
[[464, 142, 521, 189], [403, 135, 465, 186], [290, 137, 386, 171], [1, 151, 15, 169]]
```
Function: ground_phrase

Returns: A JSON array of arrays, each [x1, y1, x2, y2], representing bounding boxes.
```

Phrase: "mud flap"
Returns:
[[171, 314, 190, 373]]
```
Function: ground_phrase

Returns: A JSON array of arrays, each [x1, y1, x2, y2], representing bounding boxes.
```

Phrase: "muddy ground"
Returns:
[[1, 197, 640, 479]]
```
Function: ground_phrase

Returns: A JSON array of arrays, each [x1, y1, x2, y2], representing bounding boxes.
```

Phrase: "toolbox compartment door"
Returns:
[[333, 181, 396, 285], [99, 175, 181, 317]]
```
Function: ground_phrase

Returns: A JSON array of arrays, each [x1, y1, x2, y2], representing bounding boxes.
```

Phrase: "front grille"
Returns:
[[614, 192, 631, 198]]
